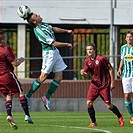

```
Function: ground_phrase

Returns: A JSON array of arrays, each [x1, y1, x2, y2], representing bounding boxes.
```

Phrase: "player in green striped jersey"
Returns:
[[25, 12, 73, 111], [117, 30, 133, 124]]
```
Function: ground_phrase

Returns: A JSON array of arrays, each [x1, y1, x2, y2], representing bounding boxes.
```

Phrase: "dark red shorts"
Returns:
[[0, 72, 23, 96], [87, 83, 111, 105]]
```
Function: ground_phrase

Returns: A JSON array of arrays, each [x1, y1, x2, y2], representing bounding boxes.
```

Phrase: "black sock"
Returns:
[[20, 96, 30, 117], [88, 106, 96, 123], [109, 105, 122, 118], [5, 100, 12, 116]]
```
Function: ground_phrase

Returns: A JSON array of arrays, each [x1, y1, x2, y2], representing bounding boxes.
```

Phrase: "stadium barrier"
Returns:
[[0, 79, 132, 112], [0, 79, 126, 98]]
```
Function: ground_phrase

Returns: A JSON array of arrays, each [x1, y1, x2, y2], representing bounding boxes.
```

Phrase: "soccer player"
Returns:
[[24, 11, 73, 111], [117, 30, 133, 124], [0, 31, 33, 130], [80, 43, 124, 127]]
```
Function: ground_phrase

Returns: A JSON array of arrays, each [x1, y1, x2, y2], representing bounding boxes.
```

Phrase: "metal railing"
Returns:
[[15, 55, 121, 80]]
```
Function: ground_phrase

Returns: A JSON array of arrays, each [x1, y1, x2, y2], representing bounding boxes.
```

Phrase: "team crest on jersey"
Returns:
[[125, 54, 133, 62], [95, 60, 99, 64]]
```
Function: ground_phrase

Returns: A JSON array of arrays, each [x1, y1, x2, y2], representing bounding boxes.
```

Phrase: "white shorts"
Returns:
[[41, 48, 67, 74], [122, 77, 133, 93]]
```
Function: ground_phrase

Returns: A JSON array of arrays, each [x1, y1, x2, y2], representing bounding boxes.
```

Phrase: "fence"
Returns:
[[1, 25, 128, 79], [16, 54, 120, 80]]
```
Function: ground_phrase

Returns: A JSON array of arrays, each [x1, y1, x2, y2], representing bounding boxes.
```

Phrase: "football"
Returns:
[[17, 5, 31, 19]]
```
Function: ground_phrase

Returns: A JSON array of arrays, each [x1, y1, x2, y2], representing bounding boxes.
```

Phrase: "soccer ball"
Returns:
[[17, 5, 31, 19]]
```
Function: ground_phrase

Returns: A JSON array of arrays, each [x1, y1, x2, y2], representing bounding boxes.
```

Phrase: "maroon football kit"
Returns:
[[0, 45, 23, 96], [84, 54, 112, 104]]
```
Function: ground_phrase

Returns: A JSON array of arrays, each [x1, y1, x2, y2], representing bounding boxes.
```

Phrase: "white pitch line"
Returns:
[[53, 125, 112, 133]]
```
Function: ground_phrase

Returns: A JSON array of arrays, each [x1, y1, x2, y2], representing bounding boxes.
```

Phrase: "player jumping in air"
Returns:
[[22, 8, 74, 111]]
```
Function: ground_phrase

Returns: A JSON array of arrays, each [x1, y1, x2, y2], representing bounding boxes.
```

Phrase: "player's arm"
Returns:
[[11, 57, 25, 67], [117, 59, 123, 77], [52, 41, 72, 49], [52, 27, 74, 35], [109, 65, 115, 90]]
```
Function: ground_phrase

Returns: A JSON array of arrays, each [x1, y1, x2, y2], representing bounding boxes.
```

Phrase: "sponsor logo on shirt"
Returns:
[[125, 54, 133, 62]]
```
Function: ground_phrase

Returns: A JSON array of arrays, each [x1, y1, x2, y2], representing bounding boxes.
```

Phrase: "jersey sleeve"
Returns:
[[6, 46, 15, 63], [84, 59, 89, 73], [120, 47, 124, 60], [102, 56, 112, 69]]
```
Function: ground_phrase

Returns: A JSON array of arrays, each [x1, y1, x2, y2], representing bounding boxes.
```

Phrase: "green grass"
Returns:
[[0, 112, 133, 133]]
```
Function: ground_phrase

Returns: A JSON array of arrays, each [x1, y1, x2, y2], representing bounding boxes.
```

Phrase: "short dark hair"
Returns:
[[86, 43, 96, 50], [26, 12, 35, 27]]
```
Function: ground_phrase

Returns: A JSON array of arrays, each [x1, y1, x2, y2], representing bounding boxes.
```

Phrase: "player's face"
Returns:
[[86, 46, 95, 57], [31, 13, 43, 24], [125, 33, 133, 45]]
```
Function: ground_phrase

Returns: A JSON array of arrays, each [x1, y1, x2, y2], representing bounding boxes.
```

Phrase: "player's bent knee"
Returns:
[[87, 100, 93, 107], [106, 103, 113, 109]]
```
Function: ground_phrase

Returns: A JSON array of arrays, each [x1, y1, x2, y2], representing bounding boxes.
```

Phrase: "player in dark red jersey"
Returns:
[[80, 43, 124, 127], [0, 31, 33, 130]]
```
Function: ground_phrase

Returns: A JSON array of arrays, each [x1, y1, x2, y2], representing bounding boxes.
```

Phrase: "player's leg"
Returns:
[[46, 71, 62, 99], [42, 49, 67, 110], [26, 73, 48, 98], [87, 100, 97, 127], [124, 93, 133, 115], [100, 88, 124, 126], [44, 50, 67, 100], [42, 71, 62, 111], [5, 95, 18, 129], [26, 50, 54, 99], [1, 73, 19, 129], [5, 95, 12, 116], [19, 93, 33, 124], [122, 77, 133, 124], [87, 84, 99, 127], [106, 103, 124, 127]]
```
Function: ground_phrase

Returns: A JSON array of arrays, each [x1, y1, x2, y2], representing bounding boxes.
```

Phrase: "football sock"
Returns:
[[124, 100, 133, 116], [26, 79, 41, 98], [87, 106, 96, 123], [45, 79, 59, 100], [5, 100, 12, 116], [109, 105, 121, 118], [20, 96, 30, 116]]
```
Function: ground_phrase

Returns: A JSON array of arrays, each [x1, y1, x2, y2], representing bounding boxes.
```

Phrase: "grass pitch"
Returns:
[[0, 112, 133, 133]]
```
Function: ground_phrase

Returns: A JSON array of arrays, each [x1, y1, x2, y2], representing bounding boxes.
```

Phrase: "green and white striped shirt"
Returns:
[[33, 22, 56, 51], [121, 44, 133, 77]]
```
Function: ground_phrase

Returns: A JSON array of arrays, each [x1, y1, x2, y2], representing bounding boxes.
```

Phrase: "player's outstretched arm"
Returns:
[[52, 41, 72, 49], [52, 27, 74, 35], [11, 57, 25, 67]]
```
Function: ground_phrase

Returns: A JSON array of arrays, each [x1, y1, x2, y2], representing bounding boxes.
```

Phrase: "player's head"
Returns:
[[125, 30, 133, 45], [86, 43, 96, 57], [26, 13, 43, 27], [0, 31, 7, 45], [86, 43, 96, 50]]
